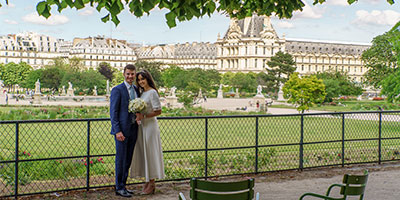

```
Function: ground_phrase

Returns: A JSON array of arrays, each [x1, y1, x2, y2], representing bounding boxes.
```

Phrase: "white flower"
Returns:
[[128, 98, 147, 113]]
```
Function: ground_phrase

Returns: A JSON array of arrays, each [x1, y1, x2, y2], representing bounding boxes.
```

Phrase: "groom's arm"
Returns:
[[110, 87, 122, 135]]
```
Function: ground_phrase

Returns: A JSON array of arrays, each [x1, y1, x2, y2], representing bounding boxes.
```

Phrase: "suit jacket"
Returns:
[[110, 82, 139, 137]]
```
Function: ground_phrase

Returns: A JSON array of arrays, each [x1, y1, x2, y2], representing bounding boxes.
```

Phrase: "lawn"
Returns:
[[1, 106, 400, 196]]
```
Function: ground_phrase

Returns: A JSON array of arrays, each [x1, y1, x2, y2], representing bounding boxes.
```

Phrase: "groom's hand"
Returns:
[[116, 132, 125, 141]]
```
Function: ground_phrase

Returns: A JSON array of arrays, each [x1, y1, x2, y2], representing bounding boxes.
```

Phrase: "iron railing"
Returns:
[[1, 111, 400, 198]]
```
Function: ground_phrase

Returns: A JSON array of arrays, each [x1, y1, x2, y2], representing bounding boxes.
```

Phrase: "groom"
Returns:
[[110, 64, 139, 197]]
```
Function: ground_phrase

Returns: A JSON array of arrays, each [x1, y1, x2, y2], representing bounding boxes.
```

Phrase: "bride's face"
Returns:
[[137, 74, 148, 88]]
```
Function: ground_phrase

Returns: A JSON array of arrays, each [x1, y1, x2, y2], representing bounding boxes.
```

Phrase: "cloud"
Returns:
[[325, 0, 348, 6], [22, 13, 69, 26], [276, 21, 294, 29], [353, 10, 400, 26], [7, 3, 16, 8], [79, 8, 94, 16], [4, 19, 18, 25], [293, 2, 324, 19], [364, 0, 381, 5]]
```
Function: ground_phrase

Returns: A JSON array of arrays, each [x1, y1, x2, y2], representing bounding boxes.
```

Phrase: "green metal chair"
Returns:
[[179, 178, 260, 200], [299, 170, 369, 200]]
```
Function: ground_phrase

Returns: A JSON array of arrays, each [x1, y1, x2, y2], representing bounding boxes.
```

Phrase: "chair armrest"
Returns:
[[326, 184, 344, 196], [299, 192, 336, 200], [255, 192, 260, 200], [179, 192, 187, 200]]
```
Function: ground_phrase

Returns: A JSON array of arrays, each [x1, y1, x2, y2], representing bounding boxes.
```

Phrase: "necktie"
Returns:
[[129, 85, 135, 100]]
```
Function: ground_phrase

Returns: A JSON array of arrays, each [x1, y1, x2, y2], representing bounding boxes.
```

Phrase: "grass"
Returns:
[[1, 105, 400, 195]]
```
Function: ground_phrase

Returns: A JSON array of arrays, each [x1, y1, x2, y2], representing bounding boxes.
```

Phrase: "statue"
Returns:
[[93, 85, 98, 96], [68, 82, 73, 90], [35, 79, 41, 94], [170, 86, 176, 97], [217, 84, 223, 99], [67, 81, 74, 96], [256, 85, 262, 96]]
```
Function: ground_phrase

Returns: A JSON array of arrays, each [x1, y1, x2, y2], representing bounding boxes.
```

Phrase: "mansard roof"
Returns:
[[175, 42, 216, 58], [136, 44, 175, 58], [285, 38, 371, 56]]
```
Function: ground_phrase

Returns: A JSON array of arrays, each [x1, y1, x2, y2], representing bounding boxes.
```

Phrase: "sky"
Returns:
[[0, 0, 399, 45]]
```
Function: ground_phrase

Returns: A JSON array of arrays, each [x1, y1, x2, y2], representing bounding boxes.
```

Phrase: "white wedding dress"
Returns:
[[130, 89, 165, 181]]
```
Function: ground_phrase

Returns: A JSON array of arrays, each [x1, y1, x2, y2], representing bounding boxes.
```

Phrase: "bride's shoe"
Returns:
[[140, 182, 155, 195]]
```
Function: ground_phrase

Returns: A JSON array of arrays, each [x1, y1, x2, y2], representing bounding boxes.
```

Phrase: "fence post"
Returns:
[[14, 122, 19, 199], [255, 116, 259, 173], [204, 118, 208, 180], [299, 115, 304, 170], [341, 113, 345, 167], [378, 112, 382, 164], [86, 120, 91, 191]]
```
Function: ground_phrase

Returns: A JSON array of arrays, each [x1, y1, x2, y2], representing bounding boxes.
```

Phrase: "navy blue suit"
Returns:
[[110, 82, 139, 190]]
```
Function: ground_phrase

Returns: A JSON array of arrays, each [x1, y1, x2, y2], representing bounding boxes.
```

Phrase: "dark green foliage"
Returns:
[[265, 51, 296, 96], [135, 61, 164, 87], [316, 71, 363, 102], [97, 62, 115, 81]]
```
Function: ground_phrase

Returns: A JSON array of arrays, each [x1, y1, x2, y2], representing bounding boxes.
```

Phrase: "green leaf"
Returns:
[[64, 0, 74, 8], [42, 5, 51, 18], [58, 1, 68, 12], [143, 0, 155, 13], [347, 0, 356, 4], [165, 11, 176, 28], [101, 13, 110, 22], [96, 1, 106, 12], [37, 1, 48, 14], [111, 15, 120, 26], [110, 2, 122, 15], [74, 0, 85, 9]]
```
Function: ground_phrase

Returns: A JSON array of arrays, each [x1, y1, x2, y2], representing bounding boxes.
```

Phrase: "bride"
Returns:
[[130, 70, 165, 195]]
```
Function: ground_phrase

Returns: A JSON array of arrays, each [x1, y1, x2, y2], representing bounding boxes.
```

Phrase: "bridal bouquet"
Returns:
[[128, 98, 147, 124]]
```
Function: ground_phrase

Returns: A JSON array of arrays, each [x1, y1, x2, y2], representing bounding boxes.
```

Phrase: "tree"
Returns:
[[161, 65, 186, 89], [21, 69, 44, 89], [97, 62, 115, 81], [41, 67, 64, 90], [229, 72, 257, 92], [315, 71, 363, 102], [283, 73, 326, 113], [381, 69, 400, 103], [135, 61, 164, 87], [1, 1, 394, 28], [361, 32, 398, 88], [0, 62, 32, 90], [265, 51, 296, 96]]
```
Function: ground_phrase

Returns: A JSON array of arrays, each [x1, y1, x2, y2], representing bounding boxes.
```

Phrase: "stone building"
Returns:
[[216, 14, 370, 82], [70, 36, 137, 70], [0, 32, 66, 68]]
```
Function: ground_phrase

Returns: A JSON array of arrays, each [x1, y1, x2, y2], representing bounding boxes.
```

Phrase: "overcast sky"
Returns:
[[0, 0, 399, 45]]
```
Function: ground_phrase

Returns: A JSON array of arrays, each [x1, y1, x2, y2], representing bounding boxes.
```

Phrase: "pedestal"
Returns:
[[32, 94, 42, 104], [217, 89, 223, 99], [277, 90, 285, 101], [253, 95, 266, 111], [165, 96, 178, 108], [67, 89, 74, 96]]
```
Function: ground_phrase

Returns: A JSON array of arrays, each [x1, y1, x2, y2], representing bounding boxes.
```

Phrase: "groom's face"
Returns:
[[123, 69, 136, 85]]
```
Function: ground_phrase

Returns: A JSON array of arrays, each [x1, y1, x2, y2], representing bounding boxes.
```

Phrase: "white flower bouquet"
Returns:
[[128, 98, 147, 124], [128, 98, 147, 113]]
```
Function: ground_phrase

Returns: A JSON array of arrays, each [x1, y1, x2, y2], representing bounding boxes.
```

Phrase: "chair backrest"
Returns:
[[340, 170, 368, 198], [189, 178, 255, 200]]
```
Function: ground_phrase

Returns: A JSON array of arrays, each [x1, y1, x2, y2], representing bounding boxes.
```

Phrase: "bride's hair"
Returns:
[[135, 70, 159, 95]]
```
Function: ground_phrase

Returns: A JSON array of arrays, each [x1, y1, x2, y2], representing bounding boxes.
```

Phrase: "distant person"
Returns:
[[131, 70, 165, 195], [203, 96, 207, 102], [5, 91, 8, 104], [110, 64, 140, 198]]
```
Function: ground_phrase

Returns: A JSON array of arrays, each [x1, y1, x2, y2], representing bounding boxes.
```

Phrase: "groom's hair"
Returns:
[[124, 64, 136, 73]]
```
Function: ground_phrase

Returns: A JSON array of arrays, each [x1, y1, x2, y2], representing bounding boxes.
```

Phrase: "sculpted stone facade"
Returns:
[[216, 14, 371, 83]]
